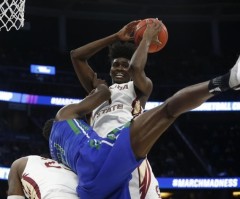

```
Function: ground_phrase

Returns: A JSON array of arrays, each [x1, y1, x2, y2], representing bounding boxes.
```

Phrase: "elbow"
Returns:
[[98, 84, 111, 100], [105, 89, 111, 100], [102, 86, 111, 100], [70, 49, 86, 63], [70, 49, 88, 63], [70, 49, 77, 59]]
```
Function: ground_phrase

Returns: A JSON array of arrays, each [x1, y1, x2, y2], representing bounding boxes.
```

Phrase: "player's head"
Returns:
[[42, 118, 55, 141], [108, 41, 136, 84]]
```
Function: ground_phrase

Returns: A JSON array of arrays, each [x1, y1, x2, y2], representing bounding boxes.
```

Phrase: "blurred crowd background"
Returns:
[[0, 0, 240, 198]]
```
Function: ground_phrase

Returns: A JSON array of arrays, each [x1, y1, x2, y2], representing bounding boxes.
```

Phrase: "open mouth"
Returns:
[[115, 73, 124, 78]]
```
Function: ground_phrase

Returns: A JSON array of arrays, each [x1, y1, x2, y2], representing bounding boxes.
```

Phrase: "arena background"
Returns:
[[0, 0, 240, 198]]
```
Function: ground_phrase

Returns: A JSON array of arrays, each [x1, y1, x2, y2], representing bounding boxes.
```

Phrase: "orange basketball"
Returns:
[[134, 18, 168, 53]]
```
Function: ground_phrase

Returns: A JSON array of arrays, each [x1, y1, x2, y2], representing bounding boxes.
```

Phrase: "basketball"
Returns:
[[134, 18, 168, 53]]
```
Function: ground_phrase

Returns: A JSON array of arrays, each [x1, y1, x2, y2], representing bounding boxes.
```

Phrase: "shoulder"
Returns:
[[9, 156, 28, 179], [11, 157, 28, 168]]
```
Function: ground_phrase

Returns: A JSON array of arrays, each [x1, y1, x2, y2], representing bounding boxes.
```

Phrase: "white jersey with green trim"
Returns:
[[21, 155, 79, 199], [91, 81, 161, 199]]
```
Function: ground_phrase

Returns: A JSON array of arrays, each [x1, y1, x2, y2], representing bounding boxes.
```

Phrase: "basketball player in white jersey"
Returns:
[[7, 155, 79, 199], [71, 19, 161, 198]]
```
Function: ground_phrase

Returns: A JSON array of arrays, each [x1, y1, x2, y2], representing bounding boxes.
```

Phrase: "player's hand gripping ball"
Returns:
[[134, 18, 168, 53]]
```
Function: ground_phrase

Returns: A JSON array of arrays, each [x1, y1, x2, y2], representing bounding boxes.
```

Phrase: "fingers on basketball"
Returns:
[[134, 18, 168, 53]]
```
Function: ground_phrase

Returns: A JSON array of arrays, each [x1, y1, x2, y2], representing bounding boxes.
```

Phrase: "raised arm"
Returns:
[[128, 19, 162, 107], [70, 20, 140, 93], [56, 78, 111, 121], [8, 157, 26, 198]]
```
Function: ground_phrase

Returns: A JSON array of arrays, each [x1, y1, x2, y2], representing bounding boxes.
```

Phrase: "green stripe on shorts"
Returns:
[[107, 121, 131, 140]]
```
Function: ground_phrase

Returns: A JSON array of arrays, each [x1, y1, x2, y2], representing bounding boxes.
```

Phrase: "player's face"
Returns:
[[110, 58, 131, 84]]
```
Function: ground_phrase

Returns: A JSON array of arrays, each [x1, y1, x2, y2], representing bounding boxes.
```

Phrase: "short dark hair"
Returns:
[[42, 118, 55, 141], [108, 41, 136, 61]]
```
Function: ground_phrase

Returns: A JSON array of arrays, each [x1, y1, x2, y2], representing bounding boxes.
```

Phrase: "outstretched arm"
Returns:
[[128, 19, 162, 107], [70, 20, 140, 93], [56, 78, 111, 121], [8, 158, 26, 198]]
